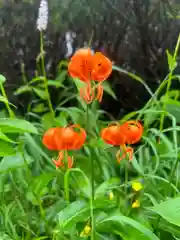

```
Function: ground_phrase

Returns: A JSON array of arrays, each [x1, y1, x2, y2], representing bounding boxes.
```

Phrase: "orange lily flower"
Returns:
[[101, 121, 143, 163], [120, 121, 143, 144], [68, 48, 112, 103], [42, 125, 86, 169]]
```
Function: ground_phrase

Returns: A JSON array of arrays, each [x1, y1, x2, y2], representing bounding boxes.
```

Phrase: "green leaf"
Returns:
[[149, 128, 173, 154], [95, 178, 120, 197], [0, 96, 15, 108], [89, 138, 109, 148], [73, 77, 86, 92], [166, 90, 180, 99], [0, 232, 14, 240], [103, 81, 117, 100], [30, 173, 55, 196], [151, 197, 180, 227], [64, 168, 91, 200], [14, 85, 32, 95], [33, 87, 48, 100], [112, 65, 154, 98], [121, 222, 156, 240], [55, 69, 68, 84], [0, 118, 38, 134], [41, 112, 56, 129], [112, 65, 144, 84], [0, 131, 17, 143], [0, 153, 34, 172], [24, 133, 52, 163], [55, 111, 68, 126], [0, 74, 6, 84], [131, 155, 144, 175], [0, 140, 15, 156], [29, 76, 44, 85], [73, 172, 91, 198], [97, 215, 160, 240], [57, 61, 68, 71], [58, 199, 116, 232], [0, 96, 9, 104], [47, 80, 65, 88], [73, 77, 117, 100], [32, 237, 49, 240], [56, 107, 82, 124], [32, 103, 48, 113], [166, 50, 177, 72], [58, 200, 90, 231], [144, 107, 161, 127], [26, 173, 55, 204], [46, 199, 67, 221], [164, 99, 180, 122]]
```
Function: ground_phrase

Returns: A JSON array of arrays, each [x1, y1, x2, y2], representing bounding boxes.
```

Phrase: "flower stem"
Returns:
[[124, 160, 129, 200], [0, 84, 14, 118], [159, 33, 180, 134], [90, 153, 95, 240], [166, 155, 179, 197], [40, 31, 54, 117], [86, 104, 95, 240]]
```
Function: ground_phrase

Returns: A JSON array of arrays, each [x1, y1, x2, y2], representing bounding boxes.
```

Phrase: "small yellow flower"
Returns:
[[132, 181, 143, 192], [108, 191, 114, 200], [80, 224, 91, 237], [132, 199, 140, 208]]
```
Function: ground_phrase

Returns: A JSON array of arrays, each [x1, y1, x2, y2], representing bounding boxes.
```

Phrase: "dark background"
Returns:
[[0, 0, 180, 117]]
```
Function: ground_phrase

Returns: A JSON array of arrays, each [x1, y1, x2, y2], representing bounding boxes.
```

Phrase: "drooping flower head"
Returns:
[[120, 121, 143, 144], [37, 0, 48, 31], [68, 48, 112, 103], [42, 124, 86, 169], [101, 121, 143, 163], [101, 124, 125, 146]]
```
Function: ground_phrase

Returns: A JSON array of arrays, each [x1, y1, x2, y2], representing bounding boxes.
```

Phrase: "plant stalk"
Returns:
[[159, 33, 180, 133], [0, 84, 14, 118], [40, 31, 54, 117], [86, 104, 95, 240]]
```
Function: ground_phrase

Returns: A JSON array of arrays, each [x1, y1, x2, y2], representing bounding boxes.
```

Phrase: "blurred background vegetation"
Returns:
[[0, 0, 180, 116]]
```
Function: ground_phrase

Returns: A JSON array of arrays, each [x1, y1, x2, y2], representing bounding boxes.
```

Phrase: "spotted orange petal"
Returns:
[[53, 125, 86, 151], [68, 124, 87, 150], [68, 48, 93, 83], [91, 52, 112, 82], [42, 128, 58, 150], [101, 124, 125, 146], [120, 121, 143, 144]]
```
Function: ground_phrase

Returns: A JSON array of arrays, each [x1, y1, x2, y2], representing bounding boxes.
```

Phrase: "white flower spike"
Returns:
[[37, 0, 48, 31]]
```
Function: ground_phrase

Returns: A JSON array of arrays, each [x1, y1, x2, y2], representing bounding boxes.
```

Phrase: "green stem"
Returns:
[[20, 62, 28, 84], [159, 33, 180, 133], [90, 153, 95, 240], [0, 84, 14, 118], [64, 167, 70, 203], [86, 104, 95, 240], [162, 34, 180, 198], [40, 31, 54, 117], [125, 161, 129, 196], [166, 155, 179, 197]]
